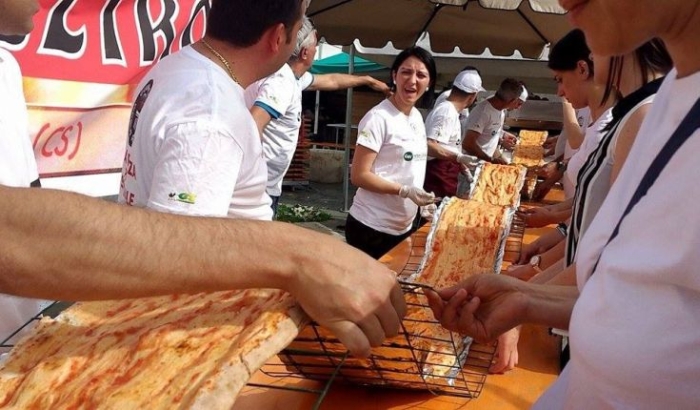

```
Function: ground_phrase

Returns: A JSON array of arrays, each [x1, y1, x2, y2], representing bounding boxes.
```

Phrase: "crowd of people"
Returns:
[[2, 0, 700, 407]]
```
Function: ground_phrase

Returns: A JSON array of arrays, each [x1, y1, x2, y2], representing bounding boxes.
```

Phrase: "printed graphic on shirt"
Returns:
[[404, 151, 427, 162], [169, 191, 196, 205], [128, 79, 153, 147]]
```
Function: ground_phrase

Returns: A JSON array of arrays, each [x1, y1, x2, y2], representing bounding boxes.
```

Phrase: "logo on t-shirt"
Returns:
[[168, 191, 196, 205], [404, 152, 414, 161]]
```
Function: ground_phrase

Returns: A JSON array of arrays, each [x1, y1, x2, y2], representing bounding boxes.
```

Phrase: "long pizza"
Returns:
[[518, 130, 548, 146], [470, 163, 526, 207], [512, 144, 545, 167], [0, 289, 306, 409]]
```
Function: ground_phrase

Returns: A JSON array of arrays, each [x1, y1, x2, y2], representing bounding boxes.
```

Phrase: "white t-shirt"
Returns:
[[0, 48, 39, 187], [535, 69, 700, 409], [0, 47, 50, 348], [425, 100, 462, 156], [349, 99, 427, 235], [245, 64, 313, 196], [434, 89, 469, 135], [464, 99, 504, 157], [118, 46, 272, 221], [563, 108, 612, 198]]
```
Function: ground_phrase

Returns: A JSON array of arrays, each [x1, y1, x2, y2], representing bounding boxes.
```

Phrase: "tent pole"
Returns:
[[314, 90, 320, 135], [342, 44, 355, 212]]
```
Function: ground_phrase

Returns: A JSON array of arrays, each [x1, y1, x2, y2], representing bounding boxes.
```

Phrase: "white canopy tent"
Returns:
[[308, 0, 570, 58]]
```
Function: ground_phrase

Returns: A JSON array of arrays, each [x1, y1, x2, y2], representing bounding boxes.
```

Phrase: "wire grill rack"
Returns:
[[0, 301, 72, 356], [256, 228, 497, 401], [504, 212, 526, 263]]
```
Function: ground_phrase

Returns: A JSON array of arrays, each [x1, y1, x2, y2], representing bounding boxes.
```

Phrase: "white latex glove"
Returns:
[[399, 185, 435, 206], [456, 153, 479, 167], [420, 203, 438, 221]]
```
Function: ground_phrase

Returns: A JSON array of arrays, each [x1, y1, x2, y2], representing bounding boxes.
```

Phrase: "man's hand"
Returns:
[[399, 185, 436, 206], [424, 274, 528, 342], [289, 245, 407, 357], [365, 76, 392, 96], [536, 162, 559, 179], [492, 156, 510, 165], [500, 133, 518, 150]]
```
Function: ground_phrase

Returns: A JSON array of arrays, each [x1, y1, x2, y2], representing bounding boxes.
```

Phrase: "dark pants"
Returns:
[[424, 159, 460, 198], [345, 213, 415, 259], [270, 195, 281, 219]]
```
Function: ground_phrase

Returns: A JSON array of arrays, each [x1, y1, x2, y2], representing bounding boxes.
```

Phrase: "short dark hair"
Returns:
[[390, 46, 437, 108], [461, 65, 482, 76], [207, 0, 305, 48], [548, 29, 593, 77], [495, 78, 523, 101]]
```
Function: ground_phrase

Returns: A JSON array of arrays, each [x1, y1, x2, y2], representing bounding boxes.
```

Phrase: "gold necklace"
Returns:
[[200, 38, 239, 84]]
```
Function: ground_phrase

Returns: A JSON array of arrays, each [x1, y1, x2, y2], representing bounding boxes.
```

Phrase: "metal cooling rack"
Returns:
[[253, 228, 498, 406]]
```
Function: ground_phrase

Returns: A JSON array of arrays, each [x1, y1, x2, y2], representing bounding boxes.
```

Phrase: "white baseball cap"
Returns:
[[453, 70, 485, 93], [519, 86, 529, 101]]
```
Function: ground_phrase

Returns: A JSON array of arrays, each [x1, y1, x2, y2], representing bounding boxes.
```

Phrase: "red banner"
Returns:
[[2, 0, 210, 177]]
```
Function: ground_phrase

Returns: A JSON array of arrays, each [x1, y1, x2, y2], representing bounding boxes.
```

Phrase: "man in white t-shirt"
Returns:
[[247, 17, 389, 216], [118, 5, 322, 221], [433, 65, 482, 136], [423, 69, 483, 197], [462, 78, 524, 164], [427, 0, 700, 407], [0, 45, 51, 350]]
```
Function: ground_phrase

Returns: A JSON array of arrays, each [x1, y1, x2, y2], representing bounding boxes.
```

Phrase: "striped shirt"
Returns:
[[565, 78, 664, 266]]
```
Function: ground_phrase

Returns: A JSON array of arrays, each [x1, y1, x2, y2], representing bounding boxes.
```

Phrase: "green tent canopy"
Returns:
[[310, 52, 385, 74]]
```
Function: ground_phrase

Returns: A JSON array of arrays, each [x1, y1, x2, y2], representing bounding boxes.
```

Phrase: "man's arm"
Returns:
[[0, 185, 406, 357], [249, 105, 274, 139], [463, 130, 493, 162], [306, 73, 390, 95], [427, 140, 459, 162]]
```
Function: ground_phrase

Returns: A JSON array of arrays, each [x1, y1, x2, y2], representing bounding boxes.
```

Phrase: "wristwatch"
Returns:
[[556, 161, 568, 171], [529, 255, 543, 273]]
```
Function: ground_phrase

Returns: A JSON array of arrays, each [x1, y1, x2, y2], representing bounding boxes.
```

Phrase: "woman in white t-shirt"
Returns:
[[345, 47, 437, 259], [428, 1, 700, 407]]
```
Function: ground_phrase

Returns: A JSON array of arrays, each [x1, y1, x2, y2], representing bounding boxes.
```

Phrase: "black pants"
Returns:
[[345, 213, 416, 259]]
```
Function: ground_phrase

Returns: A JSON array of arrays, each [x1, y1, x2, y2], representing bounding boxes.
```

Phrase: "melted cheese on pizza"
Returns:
[[0, 289, 306, 409], [471, 164, 526, 207], [518, 130, 548, 146], [418, 199, 509, 290], [512, 145, 545, 167]]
